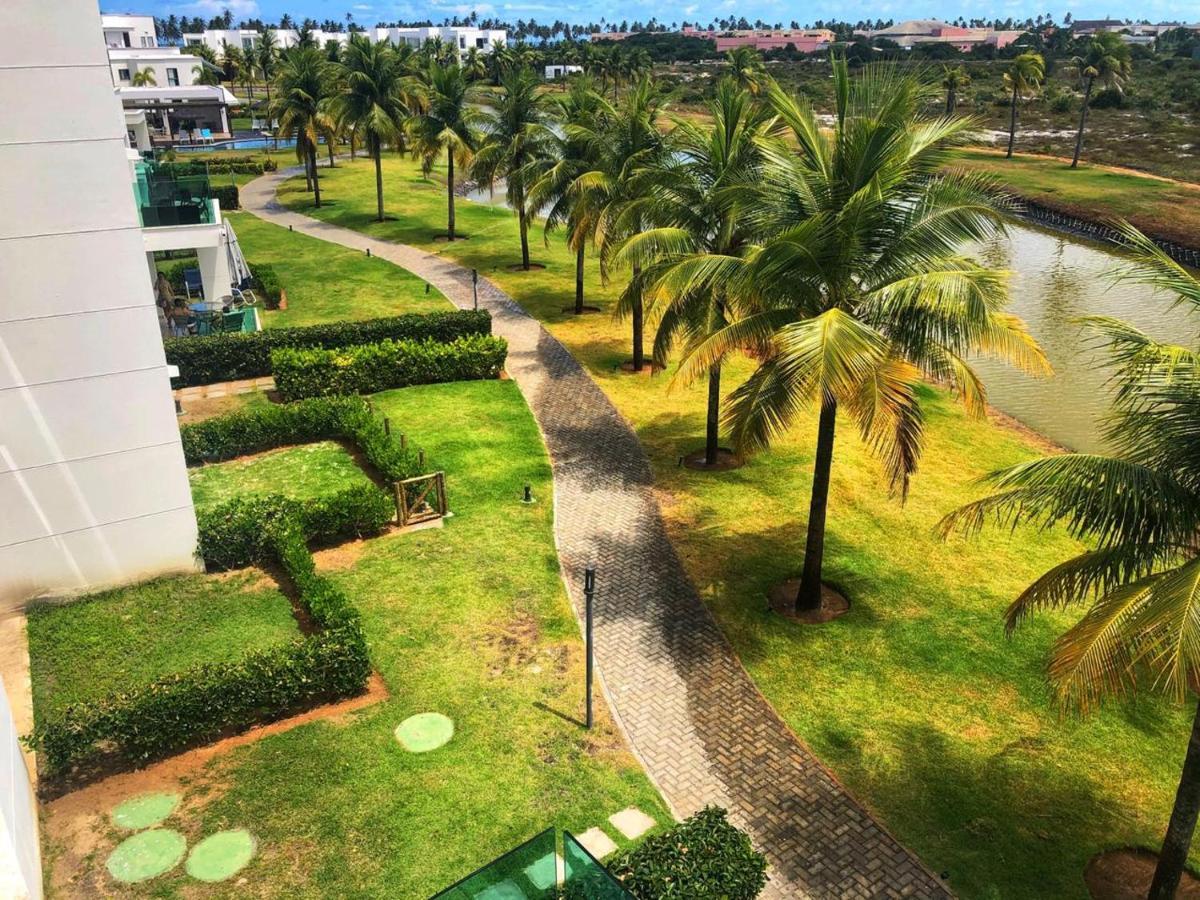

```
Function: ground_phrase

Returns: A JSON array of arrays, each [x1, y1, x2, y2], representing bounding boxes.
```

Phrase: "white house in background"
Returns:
[[182, 27, 261, 53], [0, 0, 199, 610], [545, 64, 582, 79], [116, 84, 238, 145], [373, 25, 506, 54], [100, 12, 157, 48], [108, 46, 208, 88], [276, 28, 355, 49]]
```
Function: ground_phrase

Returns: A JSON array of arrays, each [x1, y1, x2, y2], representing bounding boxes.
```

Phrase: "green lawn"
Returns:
[[189, 440, 377, 512], [27, 571, 299, 719], [39, 380, 666, 897], [276, 155, 1200, 898], [225, 211, 451, 328]]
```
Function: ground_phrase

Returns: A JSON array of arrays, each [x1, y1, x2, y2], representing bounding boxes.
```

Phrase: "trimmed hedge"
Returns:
[[27, 494, 378, 776], [254, 263, 283, 308], [608, 807, 767, 900], [180, 395, 418, 483], [165, 309, 492, 386], [272, 334, 508, 401], [213, 183, 239, 211]]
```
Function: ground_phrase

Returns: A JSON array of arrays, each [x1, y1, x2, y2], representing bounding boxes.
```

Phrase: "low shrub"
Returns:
[[607, 807, 768, 900], [165, 309, 492, 386], [213, 183, 239, 211], [253, 263, 283, 308], [271, 334, 508, 401]]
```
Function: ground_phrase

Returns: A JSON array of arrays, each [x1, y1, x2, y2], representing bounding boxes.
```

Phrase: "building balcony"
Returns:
[[132, 160, 214, 227]]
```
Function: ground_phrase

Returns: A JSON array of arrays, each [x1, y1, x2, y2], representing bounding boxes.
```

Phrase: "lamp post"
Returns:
[[584, 567, 595, 730], [472, 268, 478, 310]]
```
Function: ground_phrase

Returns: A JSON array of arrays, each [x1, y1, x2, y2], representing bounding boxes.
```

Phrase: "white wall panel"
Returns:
[[0, 67, 124, 144]]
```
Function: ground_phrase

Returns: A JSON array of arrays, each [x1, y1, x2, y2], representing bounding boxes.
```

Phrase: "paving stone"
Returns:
[[575, 827, 618, 860], [243, 170, 952, 900], [608, 807, 656, 841]]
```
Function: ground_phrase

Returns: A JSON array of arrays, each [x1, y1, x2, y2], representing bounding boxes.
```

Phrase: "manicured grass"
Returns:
[[189, 440, 377, 512], [39, 380, 666, 897], [278, 155, 1199, 898], [948, 148, 1200, 249], [27, 571, 299, 719], [225, 211, 451, 327]]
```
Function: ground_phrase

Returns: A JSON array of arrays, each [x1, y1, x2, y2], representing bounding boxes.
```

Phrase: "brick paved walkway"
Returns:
[[241, 173, 951, 899]]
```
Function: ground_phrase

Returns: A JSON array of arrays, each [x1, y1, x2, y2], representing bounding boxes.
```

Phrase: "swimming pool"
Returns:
[[175, 137, 307, 152]]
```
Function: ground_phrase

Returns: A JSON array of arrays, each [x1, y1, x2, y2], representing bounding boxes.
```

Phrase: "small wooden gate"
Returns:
[[393, 472, 448, 526]]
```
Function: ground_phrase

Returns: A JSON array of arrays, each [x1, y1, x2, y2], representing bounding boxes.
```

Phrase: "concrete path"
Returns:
[[241, 172, 951, 899]]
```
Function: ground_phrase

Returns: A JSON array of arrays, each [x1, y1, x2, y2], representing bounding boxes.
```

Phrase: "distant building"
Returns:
[[1071, 19, 1129, 34], [182, 25, 505, 57], [856, 19, 1024, 50], [545, 64, 583, 78], [108, 46, 209, 89], [100, 13, 157, 48], [372, 25, 507, 54], [706, 28, 835, 53]]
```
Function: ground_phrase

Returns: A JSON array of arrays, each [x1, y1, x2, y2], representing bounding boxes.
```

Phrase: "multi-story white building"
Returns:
[[182, 24, 506, 57], [108, 46, 206, 88], [372, 25, 506, 53], [100, 12, 157, 48], [1, 0, 200, 609], [182, 27, 262, 54]]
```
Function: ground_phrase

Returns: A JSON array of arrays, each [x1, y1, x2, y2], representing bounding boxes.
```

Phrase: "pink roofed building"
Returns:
[[709, 28, 835, 53]]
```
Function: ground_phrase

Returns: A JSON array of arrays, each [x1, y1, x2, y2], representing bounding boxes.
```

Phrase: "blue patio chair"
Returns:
[[182, 268, 203, 300], [200, 128, 214, 143]]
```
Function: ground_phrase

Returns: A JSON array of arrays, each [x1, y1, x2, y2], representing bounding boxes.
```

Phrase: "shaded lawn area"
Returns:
[[27, 571, 299, 719], [947, 149, 1200, 249], [277, 155, 1198, 898], [189, 440, 377, 513], [225, 211, 451, 328], [39, 380, 667, 897]]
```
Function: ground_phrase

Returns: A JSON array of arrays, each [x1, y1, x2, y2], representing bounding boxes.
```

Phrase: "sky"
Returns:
[[123, 0, 1199, 29]]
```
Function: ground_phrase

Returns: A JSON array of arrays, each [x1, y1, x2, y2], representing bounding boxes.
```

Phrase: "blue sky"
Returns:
[[130, 0, 1197, 28]]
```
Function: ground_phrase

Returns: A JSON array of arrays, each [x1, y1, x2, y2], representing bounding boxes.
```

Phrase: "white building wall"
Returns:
[[0, 0, 199, 609], [100, 13, 157, 48], [0, 678, 40, 900], [183, 28, 259, 53], [109, 49, 202, 88]]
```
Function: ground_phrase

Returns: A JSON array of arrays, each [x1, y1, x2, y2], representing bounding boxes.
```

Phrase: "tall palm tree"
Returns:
[[940, 224, 1200, 900], [405, 60, 480, 241], [1003, 51, 1045, 158], [691, 61, 1048, 614], [726, 46, 767, 95], [332, 36, 409, 221], [131, 69, 157, 86], [1069, 32, 1133, 168], [272, 47, 333, 206], [472, 65, 555, 269], [463, 46, 486, 82], [941, 65, 970, 114], [219, 40, 243, 85], [528, 76, 612, 314], [574, 77, 671, 372], [257, 29, 279, 131], [192, 64, 220, 86], [615, 79, 775, 466]]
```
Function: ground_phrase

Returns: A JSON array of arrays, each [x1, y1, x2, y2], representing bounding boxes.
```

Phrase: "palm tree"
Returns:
[[472, 65, 555, 269], [615, 79, 774, 466], [131, 69, 157, 86], [405, 60, 480, 241], [1069, 32, 1133, 168], [940, 224, 1200, 900], [726, 46, 767, 95], [219, 40, 243, 85], [271, 47, 333, 206], [332, 36, 409, 221], [463, 46, 486, 82], [528, 76, 612, 314], [694, 61, 1048, 614], [1002, 51, 1044, 158], [257, 29, 279, 132], [192, 64, 220, 86], [573, 76, 671, 371], [941, 65, 970, 114]]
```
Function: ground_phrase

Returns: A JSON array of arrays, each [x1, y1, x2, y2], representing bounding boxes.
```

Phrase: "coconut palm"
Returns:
[[615, 79, 775, 466], [405, 60, 481, 241], [941, 65, 970, 114], [257, 29, 279, 131], [940, 224, 1200, 900], [726, 46, 767, 95], [1070, 32, 1133, 168], [472, 65, 555, 269], [219, 40, 243, 84], [688, 61, 1048, 614], [192, 64, 220, 86], [1003, 51, 1045, 158], [130, 69, 157, 86], [528, 76, 612, 314], [271, 47, 334, 206], [332, 36, 410, 221], [573, 76, 671, 371], [463, 46, 486, 82]]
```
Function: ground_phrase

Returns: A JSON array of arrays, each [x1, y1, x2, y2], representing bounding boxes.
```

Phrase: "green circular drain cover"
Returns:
[[395, 712, 454, 752], [111, 792, 181, 830], [186, 829, 256, 882], [106, 829, 186, 883]]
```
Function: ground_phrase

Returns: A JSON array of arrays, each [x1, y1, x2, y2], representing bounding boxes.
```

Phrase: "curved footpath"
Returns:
[[241, 171, 950, 900]]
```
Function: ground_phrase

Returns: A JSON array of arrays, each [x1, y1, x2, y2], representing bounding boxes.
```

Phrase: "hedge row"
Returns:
[[27, 493, 379, 775], [181, 395, 419, 484], [156, 157, 277, 176], [165, 309, 492, 386], [213, 184, 239, 211], [272, 334, 508, 401], [608, 807, 768, 900]]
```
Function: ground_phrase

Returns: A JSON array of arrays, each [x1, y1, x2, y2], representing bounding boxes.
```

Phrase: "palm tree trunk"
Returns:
[[574, 243, 585, 314], [1149, 700, 1200, 900], [264, 82, 273, 155], [518, 200, 530, 270], [327, 139, 335, 169], [631, 264, 644, 371], [705, 363, 721, 466], [373, 137, 384, 222], [447, 148, 456, 240], [946, 88, 955, 115], [1072, 78, 1094, 169], [1006, 84, 1019, 158], [310, 146, 321, 208], [796, 397, 837, 612]]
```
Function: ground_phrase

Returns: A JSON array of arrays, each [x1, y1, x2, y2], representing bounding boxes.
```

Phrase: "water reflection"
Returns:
[[970, 220, 1192, 452]]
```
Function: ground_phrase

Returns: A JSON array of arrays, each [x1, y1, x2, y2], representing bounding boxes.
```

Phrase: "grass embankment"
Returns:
[[277, 155, 1199, 899], [949, 148, 1200, 249]]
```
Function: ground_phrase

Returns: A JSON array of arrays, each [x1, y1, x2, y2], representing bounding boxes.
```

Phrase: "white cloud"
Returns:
[[352, 3, 373, 9], [683, 3, 698, 12]]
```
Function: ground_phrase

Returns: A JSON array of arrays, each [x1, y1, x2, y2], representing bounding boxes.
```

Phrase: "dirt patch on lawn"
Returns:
[[1085, 848, 1200, 899]]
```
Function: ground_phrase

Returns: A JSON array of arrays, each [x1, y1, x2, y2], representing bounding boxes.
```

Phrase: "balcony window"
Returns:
[[118, 68, 131, 81], [476, 37, 485, 48], [167, 68, 180, 86]]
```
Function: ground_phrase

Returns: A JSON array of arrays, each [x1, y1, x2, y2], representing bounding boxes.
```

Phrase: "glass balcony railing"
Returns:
[[133, 160, 215, 227]]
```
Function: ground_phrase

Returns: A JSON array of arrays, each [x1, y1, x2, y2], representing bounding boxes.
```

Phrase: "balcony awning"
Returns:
[[115, 85, 238, 107]]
